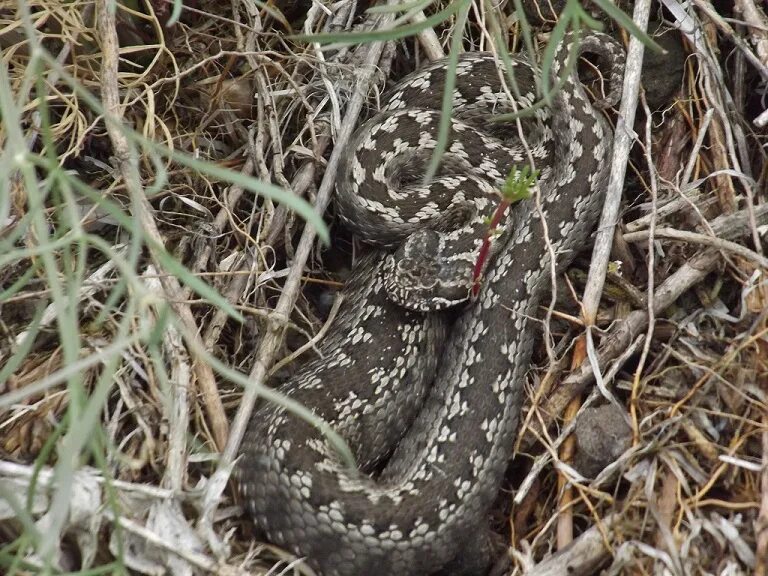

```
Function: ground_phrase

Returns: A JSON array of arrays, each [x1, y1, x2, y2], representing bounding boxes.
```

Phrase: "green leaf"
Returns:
[[539, 5, 579, 103], [591, 0, 665, 53], [366, 0, 435, 14], [0, 306, 44, 388], [291, 0, 465, 45], [423, 0, 472, 182]]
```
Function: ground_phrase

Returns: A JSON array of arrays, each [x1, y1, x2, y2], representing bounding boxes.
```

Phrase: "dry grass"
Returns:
[[0, 1, 766, 575]]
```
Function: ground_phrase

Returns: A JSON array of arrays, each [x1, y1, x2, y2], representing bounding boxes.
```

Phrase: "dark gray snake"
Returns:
[[237, 32, 625, 576]]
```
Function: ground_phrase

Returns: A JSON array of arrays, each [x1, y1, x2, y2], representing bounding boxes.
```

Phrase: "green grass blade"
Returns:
[[591, 0, 664, 52], [291, 0, 464, 45], [366, 0, 435, 14], [423, 0, 472, 182]]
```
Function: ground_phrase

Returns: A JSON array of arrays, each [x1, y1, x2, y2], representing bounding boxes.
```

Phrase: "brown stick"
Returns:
[[96, 0, 227, 467]]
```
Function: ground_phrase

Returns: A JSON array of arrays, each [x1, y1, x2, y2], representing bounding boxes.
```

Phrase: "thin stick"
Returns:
[[630, 93, 659, 445], [526, 514, 621, 575], [96, 0, 202, 489], [756, 425, 768, 576], [581, 0, 652, 323], [412, 10, 446, 60], [623, 227, 768, 269]]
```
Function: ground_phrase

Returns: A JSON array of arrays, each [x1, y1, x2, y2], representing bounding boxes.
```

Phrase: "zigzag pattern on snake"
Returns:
[[237, 32, 625, 576]]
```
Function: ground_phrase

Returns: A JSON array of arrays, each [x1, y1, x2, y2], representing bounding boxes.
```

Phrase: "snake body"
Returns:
[[238, 33, 624, 575]]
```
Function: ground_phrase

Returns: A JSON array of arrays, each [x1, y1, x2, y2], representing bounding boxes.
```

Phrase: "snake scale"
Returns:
[[238, 31, 625, 575]]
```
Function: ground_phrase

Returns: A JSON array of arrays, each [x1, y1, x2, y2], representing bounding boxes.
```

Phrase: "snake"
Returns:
[[237, 31, 625, 576]]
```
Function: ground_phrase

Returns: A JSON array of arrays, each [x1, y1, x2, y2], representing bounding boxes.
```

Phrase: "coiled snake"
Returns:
[[238, 32, 625, 575]]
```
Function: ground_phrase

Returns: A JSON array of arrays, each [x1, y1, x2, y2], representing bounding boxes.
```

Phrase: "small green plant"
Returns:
[[502, 164, 539, 203], [471, 165, 538, 297]]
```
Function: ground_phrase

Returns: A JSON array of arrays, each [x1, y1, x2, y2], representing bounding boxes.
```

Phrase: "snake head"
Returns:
[[383, 229, 473, 312]]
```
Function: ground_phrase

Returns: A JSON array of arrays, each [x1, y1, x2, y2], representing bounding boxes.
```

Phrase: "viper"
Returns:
[[237, 31, 625, 576]]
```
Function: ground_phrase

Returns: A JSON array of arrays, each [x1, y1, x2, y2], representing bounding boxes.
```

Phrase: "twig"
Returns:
[[623, 227, 768, 269], [734, 0, 768, 128], [0, 461, 180, 500], [142, 265, 193, 495], [685, 1, 762, 241], [542, 248, 715, 422], [630, 92, 659, 446], [526, 514, 621, 575], [516, 337, 644, 501], [161, 302, 192, 493], [756, 426, 768, 576], [556, 339, 587, 550], [107, 514, 224, 574], [96, 0, 202, 488], [753, 107, 768, 128], [96, 0, 230, 450], [580, 0, 652, 323], [412, 10, 446, 60], [623, 108, 714, 235]]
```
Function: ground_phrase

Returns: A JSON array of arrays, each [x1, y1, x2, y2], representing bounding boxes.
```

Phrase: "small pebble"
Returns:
[[573, 404, 632, 478]]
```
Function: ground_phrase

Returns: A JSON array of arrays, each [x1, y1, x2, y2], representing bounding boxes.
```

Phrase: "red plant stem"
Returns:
[[471, 198, 510, 297]]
